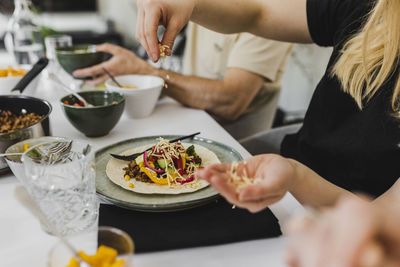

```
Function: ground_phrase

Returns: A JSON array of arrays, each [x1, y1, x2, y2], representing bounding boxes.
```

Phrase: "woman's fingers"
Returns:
[[195, 163, 231, 181], [160, 18, 182, 54], [359, 241, 385, 267], [209, 174, 240, 205], [238, 181, 284, 202], [137, 0, 195, 61], [136, 3, 151, 60], [209, 174, 280, 212], [242, 195, 283, 213], [286, 198, 388, 267]]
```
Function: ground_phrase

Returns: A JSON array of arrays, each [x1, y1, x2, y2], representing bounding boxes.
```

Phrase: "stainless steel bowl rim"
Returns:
[[0, 95, 53, 139]]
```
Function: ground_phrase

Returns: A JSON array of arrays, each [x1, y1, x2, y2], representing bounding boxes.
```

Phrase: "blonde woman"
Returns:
[[136, 0, 400, 211]]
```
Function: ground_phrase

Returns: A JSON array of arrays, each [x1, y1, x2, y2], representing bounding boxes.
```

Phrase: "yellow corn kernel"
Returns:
[[110, 259, 125, 267], [124, 175, 130, 181], [128, 183, 134, 188], [23, 144, 29, 151], [65, 257, 80, 267]]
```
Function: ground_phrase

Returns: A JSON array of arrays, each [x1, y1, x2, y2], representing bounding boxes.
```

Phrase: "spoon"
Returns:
[[14, 186, 91, 267], [102, 67, 123, 88], [48, 73, 94, 107]]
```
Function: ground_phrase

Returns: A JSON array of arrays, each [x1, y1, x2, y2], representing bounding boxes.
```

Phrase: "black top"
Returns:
[[281, 0, 400, 197]]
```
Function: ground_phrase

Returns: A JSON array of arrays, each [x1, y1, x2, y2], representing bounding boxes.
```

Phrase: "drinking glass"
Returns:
[[4, 0, 44, 65], [21, 138, 99, 237], [45, 35, 72, 61], [45, 35, 73, 75]]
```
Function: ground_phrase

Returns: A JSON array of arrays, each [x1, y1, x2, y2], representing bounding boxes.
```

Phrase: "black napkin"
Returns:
[[99, 198, 282, 253]]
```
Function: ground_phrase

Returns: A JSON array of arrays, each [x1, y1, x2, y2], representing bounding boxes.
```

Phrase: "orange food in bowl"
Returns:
[[0, 66, 27, 77], [65, 245, 126, 267], [122, 85, 137, 89]]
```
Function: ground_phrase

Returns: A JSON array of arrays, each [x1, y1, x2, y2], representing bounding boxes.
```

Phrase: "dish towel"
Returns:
[[99, 198, 282, 253]]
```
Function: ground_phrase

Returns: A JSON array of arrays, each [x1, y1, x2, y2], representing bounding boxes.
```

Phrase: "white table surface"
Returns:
[[0, 52, 303, 267]]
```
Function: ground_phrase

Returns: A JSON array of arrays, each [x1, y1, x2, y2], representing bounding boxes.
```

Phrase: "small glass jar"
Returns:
[[44, 34, 73, 75], [4, 0, 44, 65]]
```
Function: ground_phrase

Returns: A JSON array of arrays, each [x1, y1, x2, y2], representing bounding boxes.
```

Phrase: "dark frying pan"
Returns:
[[0, 58, 52, 174]]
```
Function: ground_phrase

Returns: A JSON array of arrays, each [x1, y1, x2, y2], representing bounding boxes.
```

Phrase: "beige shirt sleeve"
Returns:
[[227, 33, 293, 82]]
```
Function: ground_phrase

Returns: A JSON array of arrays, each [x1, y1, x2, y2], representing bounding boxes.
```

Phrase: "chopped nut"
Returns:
[[158, 44, 170, 60]]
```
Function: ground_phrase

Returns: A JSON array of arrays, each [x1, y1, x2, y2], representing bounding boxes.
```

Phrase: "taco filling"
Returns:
[[123, 138, 203, 187]]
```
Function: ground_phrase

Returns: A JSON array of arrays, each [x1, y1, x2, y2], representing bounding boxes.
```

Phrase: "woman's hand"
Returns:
[[286, 197, 400, 267], [72, 43, 152, 86], [195, 154, 298, 213], [136, 0, 196, 62]]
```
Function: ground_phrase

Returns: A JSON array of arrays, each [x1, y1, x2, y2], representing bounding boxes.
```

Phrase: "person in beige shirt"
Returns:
[[183, 23, 292, 140], [74, 23, 292, 140]]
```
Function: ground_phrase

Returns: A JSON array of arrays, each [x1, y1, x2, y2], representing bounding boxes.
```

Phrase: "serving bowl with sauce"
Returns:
[[105, 74, 164, 119]]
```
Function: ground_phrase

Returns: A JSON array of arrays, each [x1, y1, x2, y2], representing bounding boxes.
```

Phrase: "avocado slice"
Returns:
[[135, 154, 144, 165], [167, 166, 175, 175], [157, 158, 168, 169]]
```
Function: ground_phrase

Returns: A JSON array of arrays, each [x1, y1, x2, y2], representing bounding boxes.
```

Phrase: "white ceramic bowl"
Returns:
[[105, 74, 164, 119], [5, 136, 64, 184], [0, 65, 40, 95]]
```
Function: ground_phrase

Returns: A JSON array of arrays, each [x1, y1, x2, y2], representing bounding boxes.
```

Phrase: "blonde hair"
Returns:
[[332, 0, 400, 113]]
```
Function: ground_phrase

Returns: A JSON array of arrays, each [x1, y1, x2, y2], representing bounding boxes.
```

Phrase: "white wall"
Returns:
[[97, 0, 138, 46], [279, 44, 332, 113]]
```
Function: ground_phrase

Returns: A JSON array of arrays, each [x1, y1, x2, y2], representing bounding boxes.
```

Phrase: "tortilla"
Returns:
[[106, 143, 220, 194]]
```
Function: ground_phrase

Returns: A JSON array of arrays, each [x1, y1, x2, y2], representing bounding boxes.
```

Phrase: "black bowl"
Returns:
[[56, 44, 108, 79], [60, 91, 125, 137], [0, 95, 52, 173]]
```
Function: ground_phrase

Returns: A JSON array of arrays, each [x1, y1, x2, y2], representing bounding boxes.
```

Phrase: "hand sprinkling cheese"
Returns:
[[227, 161, 261, 192], [159, 44, 170, 60]]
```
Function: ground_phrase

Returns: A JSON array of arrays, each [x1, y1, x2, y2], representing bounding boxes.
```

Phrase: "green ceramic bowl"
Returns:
[[55, 44, 108, 79], [60, 91, 125, 137]]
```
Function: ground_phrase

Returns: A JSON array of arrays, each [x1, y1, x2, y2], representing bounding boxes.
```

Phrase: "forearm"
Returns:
[[192, 0, 263, 35], [289, 159, 355, 208], [155, 68, 225, 110], [191, 0, 311, 43], [148, 67, 256, 120]]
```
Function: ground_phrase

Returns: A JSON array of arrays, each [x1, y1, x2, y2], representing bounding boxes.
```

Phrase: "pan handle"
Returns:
[[11, 58, 49, 94]]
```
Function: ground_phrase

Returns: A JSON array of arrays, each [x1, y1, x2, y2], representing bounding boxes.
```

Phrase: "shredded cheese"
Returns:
[[139, 138, 201, 188], [159, 44, 169, 60], [227, 161, 261, 192]]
